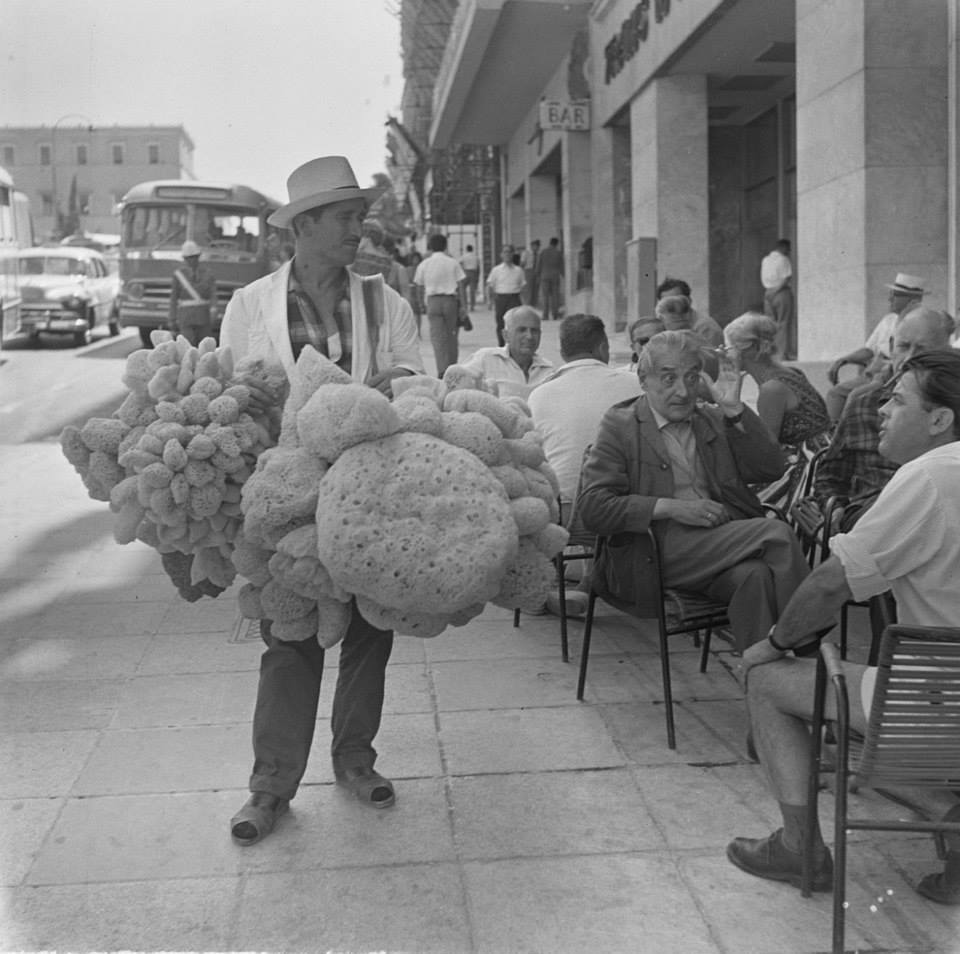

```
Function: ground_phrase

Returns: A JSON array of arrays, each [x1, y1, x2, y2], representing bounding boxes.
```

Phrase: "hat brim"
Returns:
[[268, 186, 384, 228], [885, 283, 924, 294]]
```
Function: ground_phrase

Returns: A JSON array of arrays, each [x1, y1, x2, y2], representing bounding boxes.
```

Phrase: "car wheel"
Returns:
[[74, 326, 92, 347], [139, 326, 154, 348], [108, 317, 120, 336]]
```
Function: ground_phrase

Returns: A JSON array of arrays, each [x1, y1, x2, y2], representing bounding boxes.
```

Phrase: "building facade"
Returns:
[[413, 0, 960, 360], [0, 125, 194, 241]]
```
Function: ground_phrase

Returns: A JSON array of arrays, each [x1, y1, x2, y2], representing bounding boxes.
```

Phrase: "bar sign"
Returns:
[[539, 100, 591, 131]]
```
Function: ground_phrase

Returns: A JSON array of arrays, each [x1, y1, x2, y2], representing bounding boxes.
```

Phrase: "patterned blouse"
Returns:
[[764, 366, 831, 447]]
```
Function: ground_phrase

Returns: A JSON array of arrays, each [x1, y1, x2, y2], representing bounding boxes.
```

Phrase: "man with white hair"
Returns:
[[577, 330, 809, 654], [459, 305, 553, 398]]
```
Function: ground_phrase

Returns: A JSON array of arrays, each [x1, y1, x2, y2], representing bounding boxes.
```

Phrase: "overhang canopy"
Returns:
[[430, 0, 591, 148]]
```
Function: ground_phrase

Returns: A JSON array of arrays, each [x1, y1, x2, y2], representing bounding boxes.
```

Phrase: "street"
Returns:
[[0, 327, 140, 445]]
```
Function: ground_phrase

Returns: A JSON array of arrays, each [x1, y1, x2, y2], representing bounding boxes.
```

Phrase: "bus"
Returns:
[[0, 164, 34, 347], [117, 180, 286, 346]]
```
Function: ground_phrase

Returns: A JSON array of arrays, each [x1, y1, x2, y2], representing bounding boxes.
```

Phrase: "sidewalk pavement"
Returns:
[[1, 308, 958, 953]]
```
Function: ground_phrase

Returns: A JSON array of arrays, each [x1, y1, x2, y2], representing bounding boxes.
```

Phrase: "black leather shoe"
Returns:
[[726, 828, 833, 891]]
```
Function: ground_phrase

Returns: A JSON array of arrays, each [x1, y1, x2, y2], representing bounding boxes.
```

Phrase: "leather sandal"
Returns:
[[335, 766, 396, 809], [230, 792, 289, 846]]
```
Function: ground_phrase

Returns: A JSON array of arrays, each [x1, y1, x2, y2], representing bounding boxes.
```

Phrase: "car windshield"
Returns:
[[22, 256, 87, 277]]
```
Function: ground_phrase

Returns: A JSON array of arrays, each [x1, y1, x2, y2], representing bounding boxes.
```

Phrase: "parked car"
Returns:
[[16, 246, 120, 346]]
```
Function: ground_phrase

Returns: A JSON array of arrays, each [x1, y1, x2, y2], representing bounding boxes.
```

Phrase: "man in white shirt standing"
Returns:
[[729, 348, 960, 902], [486, 245, 526, 346], [459, 244, 480, 310], [460, 305, 553, 398], [760, 239, 795, 360], [413, 233, 468, 377]]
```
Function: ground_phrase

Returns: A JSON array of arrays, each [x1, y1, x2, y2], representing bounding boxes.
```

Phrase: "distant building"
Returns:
[[0, 124, 194, 240]]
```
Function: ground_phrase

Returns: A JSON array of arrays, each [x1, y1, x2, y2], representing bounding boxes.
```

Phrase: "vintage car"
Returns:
[[17, 246, 120, 346]]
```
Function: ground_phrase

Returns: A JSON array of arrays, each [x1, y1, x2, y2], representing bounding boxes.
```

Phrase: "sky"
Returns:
[[1, 0, 405, 202]]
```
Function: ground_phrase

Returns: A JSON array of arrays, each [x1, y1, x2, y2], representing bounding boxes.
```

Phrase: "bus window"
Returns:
[[199, 208, 261, 251], [123, 205, 187, 250]]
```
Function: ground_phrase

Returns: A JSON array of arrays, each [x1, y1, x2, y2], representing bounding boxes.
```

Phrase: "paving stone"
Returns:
[[0, 731, 100, 798], [464, 854, 719, 954], [440, 706, 625, 776], [0, 877, 237, 951], [0, 797, 64, 886], [230, 863, 470, 953], [451, 769, 666, 860], [430, 655, 581, 710], [0, 678, 120, 731], [0, 633, 151, 682]]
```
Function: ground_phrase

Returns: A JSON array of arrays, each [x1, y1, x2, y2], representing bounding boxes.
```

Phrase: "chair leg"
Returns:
[[513, 608, 520, 628], [556, 555, 569, 663], [831, 718, 850, 954], [659, 619, 676, 750], [839, 603, 848, 659], [576, 591, 597, 700], [699, 628, 712, 673]]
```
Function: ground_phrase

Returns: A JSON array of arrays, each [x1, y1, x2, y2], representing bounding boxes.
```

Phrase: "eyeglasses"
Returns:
[[651, 370, 702, 389]]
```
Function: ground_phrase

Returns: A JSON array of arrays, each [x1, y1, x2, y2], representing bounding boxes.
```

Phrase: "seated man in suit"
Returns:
[[577, 330, 809, 653], [728, 349, 960, 903]]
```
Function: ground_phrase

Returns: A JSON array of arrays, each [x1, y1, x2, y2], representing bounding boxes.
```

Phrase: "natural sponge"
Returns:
[[315, 432, 518, 615], [296, 383, 400, 460]]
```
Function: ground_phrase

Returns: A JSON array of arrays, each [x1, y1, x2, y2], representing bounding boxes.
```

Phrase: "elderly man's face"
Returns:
[[505, 311, 541, 360], [298, 198, 366, 267], [642, 348, 702, 422], [878, 371, 940, 464], [891, 316, 944, 373]]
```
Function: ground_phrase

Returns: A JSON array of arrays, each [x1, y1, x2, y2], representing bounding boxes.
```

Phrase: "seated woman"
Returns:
[[723, 311, 830, 448]]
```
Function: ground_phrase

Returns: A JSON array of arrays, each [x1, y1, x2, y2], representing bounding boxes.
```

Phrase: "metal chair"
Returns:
[[803, 626, 960, 954], [576, 530, 729, 750], [553, 498, 595, 663]]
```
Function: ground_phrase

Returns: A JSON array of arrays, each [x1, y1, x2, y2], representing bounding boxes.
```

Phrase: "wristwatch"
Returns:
[[723, 409, 744, 426]]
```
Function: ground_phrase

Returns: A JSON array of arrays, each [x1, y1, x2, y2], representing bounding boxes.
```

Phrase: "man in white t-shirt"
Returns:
[[825, 271, 925, 421], [413, 232, 468, 378], [728, 349, 960, 904], [529, 314, 640, 617], [485, 245, 526, 346], [459, 244, 480, 310]]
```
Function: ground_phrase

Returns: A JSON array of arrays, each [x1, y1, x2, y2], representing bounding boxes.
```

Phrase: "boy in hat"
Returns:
[[168, 240, 218, 345]]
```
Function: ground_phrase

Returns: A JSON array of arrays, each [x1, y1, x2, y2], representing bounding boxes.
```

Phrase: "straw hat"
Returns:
[[886, 272, 925, 296], [268, 156, 383, 228]]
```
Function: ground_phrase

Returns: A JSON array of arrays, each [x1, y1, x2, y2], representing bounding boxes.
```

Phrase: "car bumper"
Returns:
[[20, 308, 87, 334]]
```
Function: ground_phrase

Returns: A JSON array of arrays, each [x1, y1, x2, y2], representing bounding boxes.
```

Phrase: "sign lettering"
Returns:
[[539, 100, 591, 131], [605, 0, 677, 84]]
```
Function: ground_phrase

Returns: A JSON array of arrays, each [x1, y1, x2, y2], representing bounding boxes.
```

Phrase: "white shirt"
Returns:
[[459, 250, 479, 271], [831, 441, 960, 627], [863, 311, 899, 358], [460, 345, 554, 399], [528, 359, 641, 504], [413, 252, 465, 296], [486, 262, 525, 295], [761, 250, 792, 291]]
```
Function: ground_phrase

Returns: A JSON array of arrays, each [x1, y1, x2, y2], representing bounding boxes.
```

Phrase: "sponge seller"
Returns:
[[220, 155, 423, 845]]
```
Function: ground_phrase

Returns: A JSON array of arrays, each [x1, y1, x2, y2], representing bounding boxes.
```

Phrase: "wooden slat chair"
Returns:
[[803, 626, 960, 954], [576, 530, 729, 750]]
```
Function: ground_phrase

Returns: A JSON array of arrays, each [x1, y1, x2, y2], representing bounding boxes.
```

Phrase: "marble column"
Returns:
[[630, 74, 710, 316], [796, 0, 949, 359]]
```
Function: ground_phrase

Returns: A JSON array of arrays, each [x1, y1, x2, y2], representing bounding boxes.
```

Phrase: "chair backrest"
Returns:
[[856, 625, 960, 789]]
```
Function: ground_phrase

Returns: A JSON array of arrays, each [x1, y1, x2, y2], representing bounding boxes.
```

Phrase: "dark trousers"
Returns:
[[249, 605, 393, 801], [494, 292, 522, 346], [540, 276, 561, 321], [463, 270, 479, 309], [661, 517, 808, 653], [427, 294, 460, 378]]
